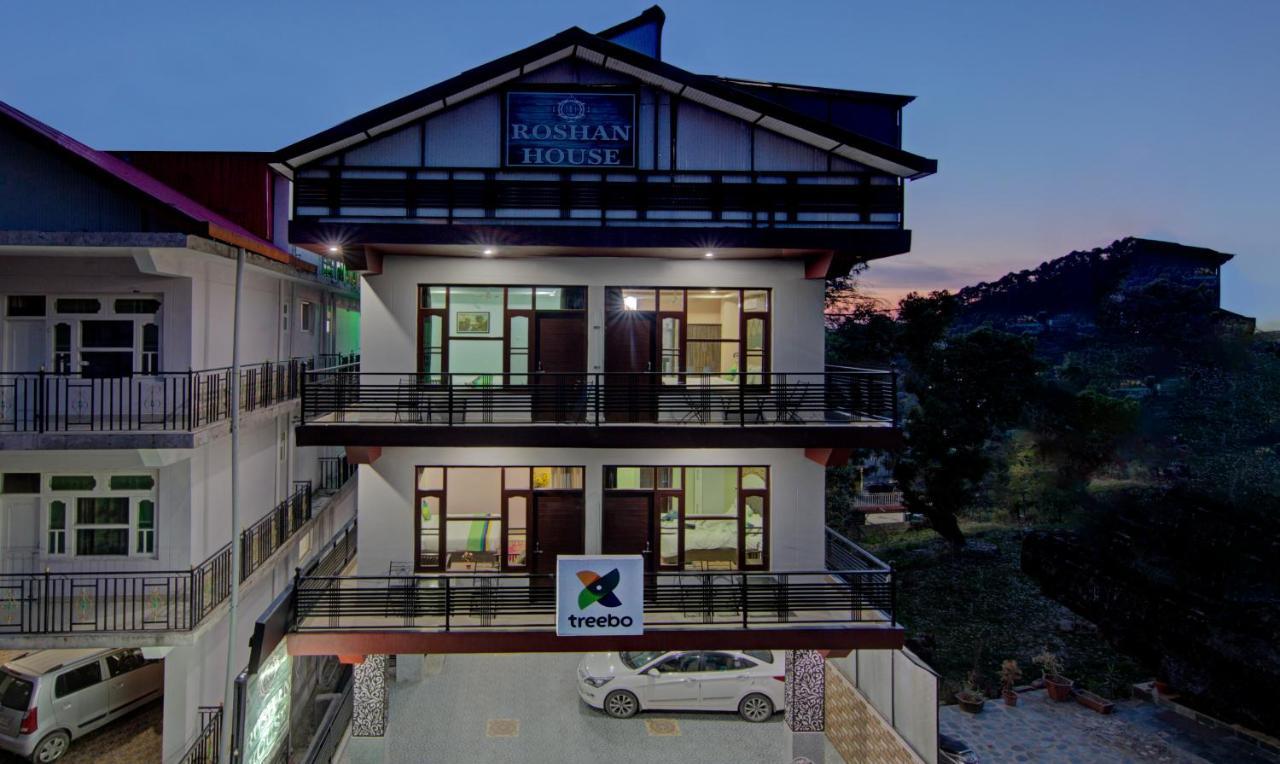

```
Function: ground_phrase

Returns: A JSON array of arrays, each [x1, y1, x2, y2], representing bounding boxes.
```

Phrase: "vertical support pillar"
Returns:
[[350, 654, 389, 764], [785, 649, 826, 764]]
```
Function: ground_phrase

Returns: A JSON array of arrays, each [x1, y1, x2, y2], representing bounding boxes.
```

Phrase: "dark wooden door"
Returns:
[[602, 494, 654, 571], [534, 314, 586, 422], [531, 493, 585, 577], [604, 310, 657, 422]]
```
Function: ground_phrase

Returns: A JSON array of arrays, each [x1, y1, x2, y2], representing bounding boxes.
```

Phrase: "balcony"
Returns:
[[297, 366, 899, 449], [0, 481, 342, 638], [0, 355, 357, 449], [291, 167, 910, 263], [285, 527, 896, 654]]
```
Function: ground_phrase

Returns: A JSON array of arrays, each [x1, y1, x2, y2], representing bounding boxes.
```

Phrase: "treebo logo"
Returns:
[[569, 568, 633, 629], [576, 569, 622, 609]]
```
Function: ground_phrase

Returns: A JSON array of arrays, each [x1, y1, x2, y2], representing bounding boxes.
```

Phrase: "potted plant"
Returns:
[[955, 671, 986, 714], [1033, 651, 1074, 702], [999, 660, 1022, 706]]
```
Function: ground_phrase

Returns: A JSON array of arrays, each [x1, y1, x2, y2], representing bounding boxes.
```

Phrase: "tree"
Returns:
[[893, 313, 1042, 546]]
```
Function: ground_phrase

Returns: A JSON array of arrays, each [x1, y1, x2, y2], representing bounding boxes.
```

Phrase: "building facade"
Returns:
[[0, 101, 359, 762], [276, 7, 935, 762]]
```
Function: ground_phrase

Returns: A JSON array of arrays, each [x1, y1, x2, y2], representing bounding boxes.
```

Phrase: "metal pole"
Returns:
[[220, 247, 245, 764]]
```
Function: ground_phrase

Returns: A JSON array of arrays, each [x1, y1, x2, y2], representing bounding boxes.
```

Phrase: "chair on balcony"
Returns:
[[385, 561, 415, 626], [395, 378, 424, 423]]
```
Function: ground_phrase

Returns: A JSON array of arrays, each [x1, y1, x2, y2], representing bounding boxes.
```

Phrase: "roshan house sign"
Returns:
[[556, 555, 644, 636], [505, 91, 636, 168]]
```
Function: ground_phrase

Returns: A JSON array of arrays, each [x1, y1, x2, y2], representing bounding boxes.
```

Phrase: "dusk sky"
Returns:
[[2, 1, 1276, 326]]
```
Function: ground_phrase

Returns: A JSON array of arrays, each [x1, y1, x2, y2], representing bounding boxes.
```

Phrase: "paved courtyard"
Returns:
[[378, 652, 797, 764], [941, 689, 1279, 764]]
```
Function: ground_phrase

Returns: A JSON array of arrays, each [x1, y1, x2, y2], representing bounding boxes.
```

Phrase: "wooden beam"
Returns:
[[363, 244, 381, 273], [805, 251, 836, 279], [301, 425, 903, 451], [287, 626, 906, 657], [344, 446, 382, 465], [805, 447, 854, 467]]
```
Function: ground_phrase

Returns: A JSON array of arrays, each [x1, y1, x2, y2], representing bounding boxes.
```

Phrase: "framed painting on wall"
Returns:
[[455, 311, 491, 334]]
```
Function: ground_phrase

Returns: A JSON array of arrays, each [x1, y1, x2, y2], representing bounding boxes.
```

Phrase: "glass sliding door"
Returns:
[[602, 465, 768, 570], [413, 465, 584, 573]]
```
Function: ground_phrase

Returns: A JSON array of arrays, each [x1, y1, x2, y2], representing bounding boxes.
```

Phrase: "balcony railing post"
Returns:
[[299, 368, 308, 424], [36, 367, 45, 433], [891, 368, 899, 426], [443, 575, 451, 632]]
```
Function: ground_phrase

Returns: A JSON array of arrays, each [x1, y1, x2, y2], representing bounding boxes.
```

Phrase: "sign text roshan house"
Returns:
[[505, 91, 636, 168]]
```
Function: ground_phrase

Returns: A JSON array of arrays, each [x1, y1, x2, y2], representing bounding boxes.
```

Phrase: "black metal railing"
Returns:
[[825, 526, 896, 626], [241, 482, 313, 583], [294, 166, 904, 229], [0, 483, 322, 635], [0, 359, 313, 433], [292, 565, 893, 633], [301, 366, 896, 427], [318, 456, 358, 493], [178, 706, 222, 764]]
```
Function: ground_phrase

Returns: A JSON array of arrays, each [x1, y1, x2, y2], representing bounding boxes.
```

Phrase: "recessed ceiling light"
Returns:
[[328, 246, 340, 253], [704, 251, 715, 258], [623, 295, 638, 311], [483, 248, 495, 256]]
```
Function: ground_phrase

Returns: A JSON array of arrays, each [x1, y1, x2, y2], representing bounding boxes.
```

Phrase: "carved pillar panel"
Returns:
[[352, 654, 389, 737], [785, 649, 827, 764]]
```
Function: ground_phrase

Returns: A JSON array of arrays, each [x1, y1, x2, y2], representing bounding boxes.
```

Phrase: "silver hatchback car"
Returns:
[[0, 648, 162, 763]]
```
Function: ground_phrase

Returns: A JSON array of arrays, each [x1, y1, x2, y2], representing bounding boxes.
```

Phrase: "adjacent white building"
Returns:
[[0, 101, 359, 762]]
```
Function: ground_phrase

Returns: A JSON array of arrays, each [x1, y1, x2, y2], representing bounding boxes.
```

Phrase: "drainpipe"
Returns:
[[220, 246, 245, 764]]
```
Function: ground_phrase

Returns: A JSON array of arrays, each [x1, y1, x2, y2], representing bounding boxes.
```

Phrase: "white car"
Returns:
[[577, 650, 785, 722]]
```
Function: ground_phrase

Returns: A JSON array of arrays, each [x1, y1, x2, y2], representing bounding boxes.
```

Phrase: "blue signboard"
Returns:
[[505, 91, 636, 168]]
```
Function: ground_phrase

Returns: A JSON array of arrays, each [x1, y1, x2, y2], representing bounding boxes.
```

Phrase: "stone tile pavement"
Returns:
[[941, 689, 1279, 763], [0, 699, 162, 764], [380, 652, 790, 764]]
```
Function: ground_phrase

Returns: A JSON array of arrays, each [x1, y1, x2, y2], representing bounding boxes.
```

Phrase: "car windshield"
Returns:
[[0, 671, 33, 711], [619, 651, 666, 670]]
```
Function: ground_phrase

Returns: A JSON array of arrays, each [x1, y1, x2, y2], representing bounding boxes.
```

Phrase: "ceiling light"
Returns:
[[623, 295, 638, 311], [328, 246, 340, 253], [704, 251, 714, 258], [482, 248, 495, 256]]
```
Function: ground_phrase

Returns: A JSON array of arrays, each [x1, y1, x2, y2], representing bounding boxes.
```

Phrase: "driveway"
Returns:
[[941, 689, 1279, 763], [0, 699, 161, 764], [383, 653, 790, 764]]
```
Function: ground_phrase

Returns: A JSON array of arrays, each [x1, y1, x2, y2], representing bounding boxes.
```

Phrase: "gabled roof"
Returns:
[[0, 99, 293, 265], [275, 11, 937, 179]]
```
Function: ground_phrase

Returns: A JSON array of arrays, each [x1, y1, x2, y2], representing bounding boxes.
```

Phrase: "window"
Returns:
[[1, 473, 40, 494], [300, 301, 315, 332], [702, 652, 744, 672], [655, 653, 702, 673], [47, 501, 66, 554], [106, 649, 150, 677], [44, 472, 158, 558], [604, 465, 768, 570], [416, 285, 587, 384], [281, 302, 289, 332], [6, 295, 45, 317], [136, 500, 155, 554], [0, 672, 33, 711], [35, 295, 162, 375], [413, 465, 583, 572], [54, 662, 103, 698], [606, 287, 770, 383], [744, 650, 775, 665]]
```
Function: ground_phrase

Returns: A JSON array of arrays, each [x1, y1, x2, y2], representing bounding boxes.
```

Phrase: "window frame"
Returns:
[[413, 465, 585, 573], [41, 471, 159, 559], [603, 465, 769, 571], [12, 294, 163, 376], [605, 287, 771, 383]]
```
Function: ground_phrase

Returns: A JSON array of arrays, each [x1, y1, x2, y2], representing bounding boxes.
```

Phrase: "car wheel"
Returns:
[[739, 692, 774, 722], [32, 730, 71, 763], [603, 689, 640, 719]]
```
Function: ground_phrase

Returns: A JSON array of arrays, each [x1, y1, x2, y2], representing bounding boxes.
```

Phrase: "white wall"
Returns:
[[361, 256, 824, 377], [355, 446, 823, 577]]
